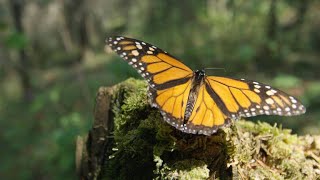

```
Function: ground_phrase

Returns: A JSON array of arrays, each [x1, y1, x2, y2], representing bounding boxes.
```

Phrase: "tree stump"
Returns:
[[76, 78, 320, 180]]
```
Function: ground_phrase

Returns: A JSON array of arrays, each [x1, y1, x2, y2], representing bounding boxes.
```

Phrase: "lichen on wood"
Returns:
[[77, 78, 320, 180]]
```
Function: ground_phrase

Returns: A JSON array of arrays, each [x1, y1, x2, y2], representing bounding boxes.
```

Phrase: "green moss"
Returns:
[[155, 159, 210, 180], [100, 79, 320, 179], [230, 121, 320, 179]]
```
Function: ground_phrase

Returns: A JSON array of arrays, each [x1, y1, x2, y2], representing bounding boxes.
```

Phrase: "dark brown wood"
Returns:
[[77, 87, 114, 180]]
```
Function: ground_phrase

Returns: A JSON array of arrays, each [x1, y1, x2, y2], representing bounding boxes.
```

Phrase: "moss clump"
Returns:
[[154, 158, 210, 180], [99, 79, 320, 179], [229, 121, 320, 179]]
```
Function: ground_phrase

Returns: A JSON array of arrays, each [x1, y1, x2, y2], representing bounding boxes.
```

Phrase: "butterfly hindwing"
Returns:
[[148, 79, 193, 130], [184, 83, 232, 135]]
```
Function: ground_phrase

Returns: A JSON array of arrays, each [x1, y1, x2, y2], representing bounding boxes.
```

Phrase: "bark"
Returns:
[[77, 79, 320, 180], [76, 87, 114, 180]]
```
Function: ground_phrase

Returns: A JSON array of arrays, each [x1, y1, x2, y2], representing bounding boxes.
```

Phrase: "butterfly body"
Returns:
[[184, 70, 205, 123], [107, 36, 306, 136]]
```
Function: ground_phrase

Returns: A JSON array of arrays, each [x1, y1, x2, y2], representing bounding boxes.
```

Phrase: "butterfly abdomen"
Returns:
[[184, 92, 197, 123], [184, 70, 205, 123]]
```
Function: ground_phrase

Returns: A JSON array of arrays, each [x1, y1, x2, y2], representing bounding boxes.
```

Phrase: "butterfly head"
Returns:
[[193, 70, 206, 82], [194, 69, 205, 77]]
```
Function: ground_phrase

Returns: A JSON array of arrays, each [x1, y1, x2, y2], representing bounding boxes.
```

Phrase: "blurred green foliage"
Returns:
[[4, 31, 28, 50], [0, 0, 319, 179]]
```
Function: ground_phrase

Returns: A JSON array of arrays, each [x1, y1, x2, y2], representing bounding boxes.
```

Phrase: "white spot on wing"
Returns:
[[299, 105, 304, 110], [266, 98, 274, 105], [136, 44, 143, 49], [292, 104, 297, 109], [132, 50, 139, 56], [266, 90, 274, 96], [290, 97, 297, 103]]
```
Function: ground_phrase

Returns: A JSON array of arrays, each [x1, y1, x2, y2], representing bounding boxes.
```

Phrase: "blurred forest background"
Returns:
[[0, 0, 319, 179]]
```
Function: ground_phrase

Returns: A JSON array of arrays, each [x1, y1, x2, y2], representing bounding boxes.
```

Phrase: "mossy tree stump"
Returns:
[[76, 79, 320, 180]]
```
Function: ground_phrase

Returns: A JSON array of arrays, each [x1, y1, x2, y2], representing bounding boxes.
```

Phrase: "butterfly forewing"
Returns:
[[107, 36, 193, 90], [205, 76, 306, 119]]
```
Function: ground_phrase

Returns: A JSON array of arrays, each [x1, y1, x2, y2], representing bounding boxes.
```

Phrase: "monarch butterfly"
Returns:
[[106, 36, 306, 136]]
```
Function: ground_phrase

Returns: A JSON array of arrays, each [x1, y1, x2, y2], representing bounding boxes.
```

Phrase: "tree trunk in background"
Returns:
[[255, 0, 281, 74], [78, 1, 89, 62], [9, 0, 33, 102], [281, 0, 309, 48], [282, 0, 309, 31], [61, 0, 89, 62], [267, 0, 277, 40]]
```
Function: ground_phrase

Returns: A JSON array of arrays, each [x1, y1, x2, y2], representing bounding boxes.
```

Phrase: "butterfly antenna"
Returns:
[[204, 67, 226, 72]]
